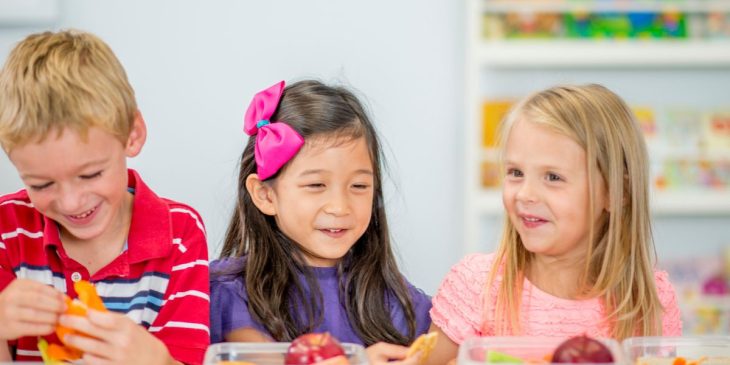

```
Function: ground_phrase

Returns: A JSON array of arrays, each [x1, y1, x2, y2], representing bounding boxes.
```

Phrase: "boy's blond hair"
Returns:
[[0, 29, 137, 152], [487, 84, 661, 340]]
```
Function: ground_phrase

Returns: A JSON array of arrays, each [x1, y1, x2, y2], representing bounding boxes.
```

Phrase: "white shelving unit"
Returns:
[[477, 40, 730, 68], [465, 0, 730, 253]]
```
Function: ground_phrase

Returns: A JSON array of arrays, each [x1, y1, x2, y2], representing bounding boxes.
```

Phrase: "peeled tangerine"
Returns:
[[40, 280, 107, 363], [551, 335, 614, 363], [284, 332, 349, 365]]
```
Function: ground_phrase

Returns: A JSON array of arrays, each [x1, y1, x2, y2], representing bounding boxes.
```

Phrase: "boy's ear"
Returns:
[[245, 174, 277, 216], [125, 111, 147, 157]]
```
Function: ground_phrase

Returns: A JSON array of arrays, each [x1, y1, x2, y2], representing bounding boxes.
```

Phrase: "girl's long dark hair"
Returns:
[[219, 80, 417, 345]]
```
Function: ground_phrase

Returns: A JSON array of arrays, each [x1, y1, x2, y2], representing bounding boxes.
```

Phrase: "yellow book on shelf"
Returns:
[[633, 106, 657, 139], [482, 100, 513, 148], [702, 110, 730, 152]]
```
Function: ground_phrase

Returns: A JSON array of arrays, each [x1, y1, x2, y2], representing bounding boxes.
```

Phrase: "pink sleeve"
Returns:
[[655, 270, 682, 336], [430, 253, 492, 344]]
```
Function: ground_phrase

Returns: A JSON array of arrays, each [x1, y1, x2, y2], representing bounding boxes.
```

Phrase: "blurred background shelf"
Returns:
[[481, 0, 730, 13], [477, 40, 730, 68]]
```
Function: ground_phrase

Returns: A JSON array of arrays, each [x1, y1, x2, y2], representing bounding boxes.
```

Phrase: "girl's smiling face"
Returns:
[[502, 118, 609, 261], [252, 136, 375, 267]]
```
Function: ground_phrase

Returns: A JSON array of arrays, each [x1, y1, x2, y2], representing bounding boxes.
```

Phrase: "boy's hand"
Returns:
[[59, 309, 180, 365], [365, 342, 419, 365], [0, 279, 65, 340]]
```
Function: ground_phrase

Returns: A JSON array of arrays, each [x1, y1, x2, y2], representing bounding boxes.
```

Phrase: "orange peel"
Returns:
[[50, 280, 107, 362]]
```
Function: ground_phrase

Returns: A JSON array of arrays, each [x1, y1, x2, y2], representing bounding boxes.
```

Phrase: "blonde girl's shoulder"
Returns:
[[441, 252, 498, 293], [430, 252, 499, 344], [458, 252, 496, 275], [653, 268, 683, 336], [653, 269, 676, 300]]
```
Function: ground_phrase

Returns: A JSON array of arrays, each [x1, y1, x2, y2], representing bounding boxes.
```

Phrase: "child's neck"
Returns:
[[527, 254, 587, 300], [60, 192, 133, 276]]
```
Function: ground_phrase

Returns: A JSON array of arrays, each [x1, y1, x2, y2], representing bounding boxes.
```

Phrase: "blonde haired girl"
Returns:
[[426, 84, 681, 365]]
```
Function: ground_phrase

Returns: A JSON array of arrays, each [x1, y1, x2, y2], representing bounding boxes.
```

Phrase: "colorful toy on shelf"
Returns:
[[703, 111, 730, 152]]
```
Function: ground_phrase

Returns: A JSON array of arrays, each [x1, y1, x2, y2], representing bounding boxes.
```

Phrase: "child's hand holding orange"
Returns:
[[42, 280, 108, 362], [52, 280, 178, 365], [0, 279, 65, 341]]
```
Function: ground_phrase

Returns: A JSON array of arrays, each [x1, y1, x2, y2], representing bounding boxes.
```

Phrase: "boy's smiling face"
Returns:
[[7, 116, 146, 245]]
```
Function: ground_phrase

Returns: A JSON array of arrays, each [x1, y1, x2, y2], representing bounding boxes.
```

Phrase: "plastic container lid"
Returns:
[[457, 336, 623, 365], [203, 342, 368, 365], [623, 336, 730, 365]]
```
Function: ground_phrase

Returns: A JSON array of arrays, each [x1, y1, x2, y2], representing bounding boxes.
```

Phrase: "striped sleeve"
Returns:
[[149, 205, 210, 365], [0, 195, 23, 290], [0, 241, 14, 290]]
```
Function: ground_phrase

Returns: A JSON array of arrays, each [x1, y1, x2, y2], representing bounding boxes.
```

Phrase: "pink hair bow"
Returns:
[[243, 81, 304, 180]]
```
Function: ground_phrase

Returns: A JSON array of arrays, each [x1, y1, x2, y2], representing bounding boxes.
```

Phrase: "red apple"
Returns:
[[551, 335, 614, 363], [284, 332, 347, 365]]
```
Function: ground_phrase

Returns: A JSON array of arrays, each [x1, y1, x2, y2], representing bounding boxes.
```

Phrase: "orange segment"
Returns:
[[47, 343, 83, 361], [54, 280, 107, 351], [75, 280, 106, 311]]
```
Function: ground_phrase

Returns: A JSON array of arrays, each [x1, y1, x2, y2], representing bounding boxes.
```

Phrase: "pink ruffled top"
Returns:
[[430, 253, 682, 344]]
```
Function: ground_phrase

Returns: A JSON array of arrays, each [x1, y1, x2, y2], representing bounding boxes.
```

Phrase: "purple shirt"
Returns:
[[210, 257, 432, 344]]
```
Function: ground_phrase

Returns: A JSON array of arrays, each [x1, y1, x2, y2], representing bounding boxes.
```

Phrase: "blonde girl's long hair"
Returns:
[[486, 84, 662, 340]]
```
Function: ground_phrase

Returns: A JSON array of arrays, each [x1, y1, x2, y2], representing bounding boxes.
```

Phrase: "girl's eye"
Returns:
[[29, 182, 53, 191], [80, 171, 102, 179], [352, 184, 370, 190], [305, 183, 325, 188], [547, 173, 562, 182], [506, 168, 523, 178]]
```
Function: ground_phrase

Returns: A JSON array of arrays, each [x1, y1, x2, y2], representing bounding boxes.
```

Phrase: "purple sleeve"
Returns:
[[209, 259, 270, 343], [408, 281, 433, 336], [389, 278, 432, 338]]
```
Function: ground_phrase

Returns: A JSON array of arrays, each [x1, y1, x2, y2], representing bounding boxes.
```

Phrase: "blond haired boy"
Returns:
[[0, 30, 210, 364]]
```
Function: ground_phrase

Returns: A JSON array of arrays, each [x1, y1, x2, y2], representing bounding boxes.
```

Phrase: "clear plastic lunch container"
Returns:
[[457, 336, 623, 365], [203, 342, 368, 365], [622, 336, 730, 365]]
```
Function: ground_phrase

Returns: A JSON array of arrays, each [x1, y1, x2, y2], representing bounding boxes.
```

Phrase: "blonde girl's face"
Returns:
[[265, 136, 374, 267], [502, 119, 608, 261]]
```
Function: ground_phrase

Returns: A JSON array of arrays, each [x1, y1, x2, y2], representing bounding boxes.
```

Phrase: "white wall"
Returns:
[[2, 1, 728, 295], [0, 0, 464, 294]]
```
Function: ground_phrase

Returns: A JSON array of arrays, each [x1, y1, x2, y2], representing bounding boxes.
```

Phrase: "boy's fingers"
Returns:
[[13, 322, 55, 336], [61, 310, 122, 343], [17, 307, 60, 325], [21, 291, 65, 313], [86, 309, 117, 329], [82, 352, 114, 365], [59, 314, 105, 340], [65, 332, 114, 360]]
